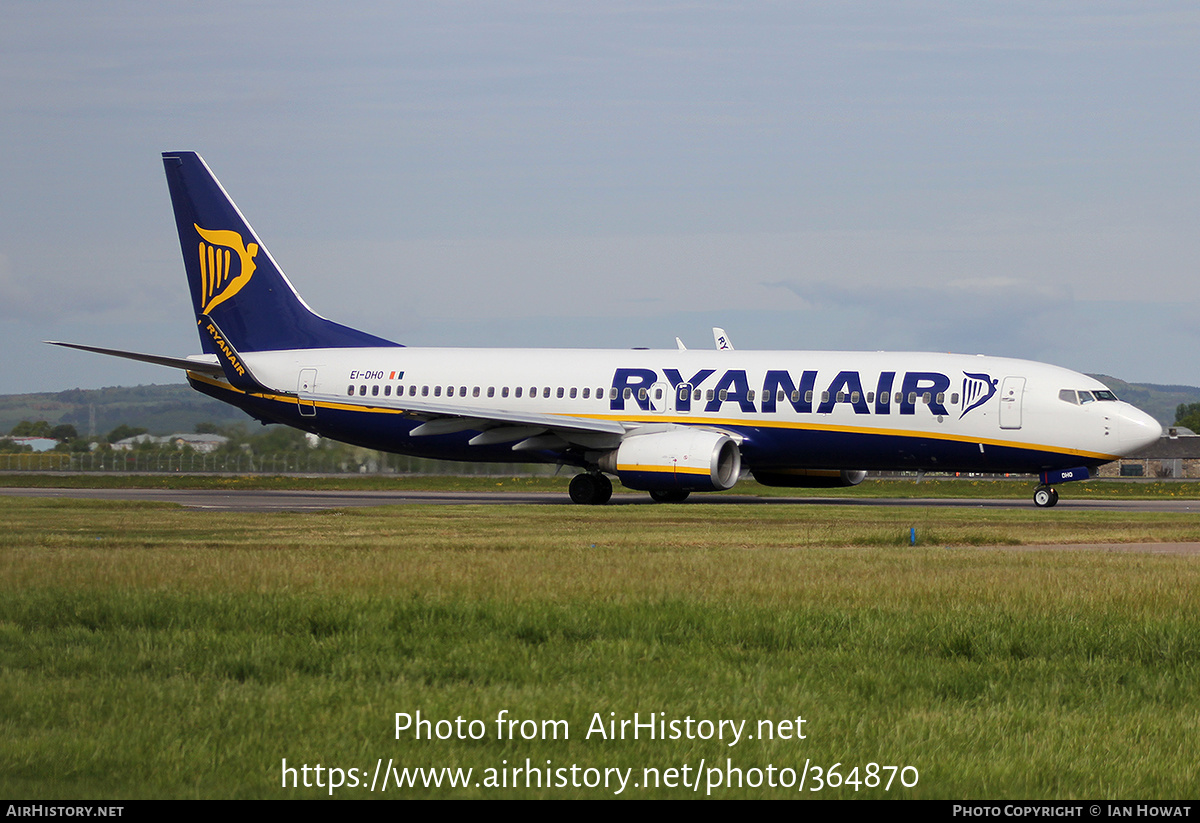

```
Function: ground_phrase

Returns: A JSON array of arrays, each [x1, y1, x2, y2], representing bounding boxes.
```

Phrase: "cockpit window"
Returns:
[[1061, 388, 1114, 404]]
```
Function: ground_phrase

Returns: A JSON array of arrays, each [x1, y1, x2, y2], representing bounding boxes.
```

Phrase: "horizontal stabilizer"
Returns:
[[45, 341, 223, 376]]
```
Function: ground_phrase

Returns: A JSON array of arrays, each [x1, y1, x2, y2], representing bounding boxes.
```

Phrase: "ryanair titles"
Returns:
[[609, 368, 999, 418], [202, 319, 246, 377]]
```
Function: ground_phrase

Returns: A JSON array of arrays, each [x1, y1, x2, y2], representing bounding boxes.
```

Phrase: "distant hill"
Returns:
[[0, 384, 249, 439], [2, 375, 1196, 439], [1088, 376, 1200, 428]]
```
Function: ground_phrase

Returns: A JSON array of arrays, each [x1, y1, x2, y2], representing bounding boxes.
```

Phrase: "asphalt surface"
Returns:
[[4, 486, 1199, 513]]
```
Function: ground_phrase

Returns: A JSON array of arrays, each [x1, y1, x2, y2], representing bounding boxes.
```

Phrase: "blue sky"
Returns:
[[2, 2, 1197, 393]]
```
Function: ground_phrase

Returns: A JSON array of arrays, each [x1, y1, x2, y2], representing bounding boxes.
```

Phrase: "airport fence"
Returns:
[[0, 451, 559, 476]]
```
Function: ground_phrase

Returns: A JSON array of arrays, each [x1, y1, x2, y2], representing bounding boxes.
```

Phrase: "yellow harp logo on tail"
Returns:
[[195, 224, 258, 315]]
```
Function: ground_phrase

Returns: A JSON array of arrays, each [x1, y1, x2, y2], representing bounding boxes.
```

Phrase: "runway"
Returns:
[[4, 486, 1199, 513]]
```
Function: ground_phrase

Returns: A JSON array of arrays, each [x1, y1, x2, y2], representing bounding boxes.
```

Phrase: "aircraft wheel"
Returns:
[[649, 489, 690, 503], [1033, 486, 1056, 508], [569, 473, 610, 505], [593, 473, 613, 505]]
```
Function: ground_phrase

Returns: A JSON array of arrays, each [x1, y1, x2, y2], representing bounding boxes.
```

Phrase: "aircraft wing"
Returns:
[[305, 390, 628, 451]]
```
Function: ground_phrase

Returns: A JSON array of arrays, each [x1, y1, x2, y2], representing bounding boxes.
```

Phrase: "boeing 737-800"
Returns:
[[50, 152, 1163, 507]]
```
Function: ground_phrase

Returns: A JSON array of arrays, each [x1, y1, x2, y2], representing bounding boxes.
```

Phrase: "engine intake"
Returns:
[[599, 429, 742, 492]]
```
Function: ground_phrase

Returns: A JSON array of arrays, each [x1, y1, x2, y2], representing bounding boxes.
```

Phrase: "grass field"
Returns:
[[2, 495, 1199, 798]]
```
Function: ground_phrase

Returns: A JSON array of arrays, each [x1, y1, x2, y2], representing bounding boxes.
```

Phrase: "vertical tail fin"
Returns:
[[162, 152, 398, 353]]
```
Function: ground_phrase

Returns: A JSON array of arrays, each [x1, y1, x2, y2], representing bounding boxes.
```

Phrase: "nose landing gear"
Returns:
[[1032, 467, 1089, 508], [1033, 485, 1059, 508]]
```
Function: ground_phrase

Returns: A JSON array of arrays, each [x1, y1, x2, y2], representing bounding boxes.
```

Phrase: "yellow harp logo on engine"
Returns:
[[195, 224, 258, 315]]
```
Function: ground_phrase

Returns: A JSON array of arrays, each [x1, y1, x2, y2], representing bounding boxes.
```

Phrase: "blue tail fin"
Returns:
[[162, 151, 398, 353]]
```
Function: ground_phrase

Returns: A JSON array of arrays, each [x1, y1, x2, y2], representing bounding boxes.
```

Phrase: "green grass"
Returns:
[[2, 497, 1199, 798]]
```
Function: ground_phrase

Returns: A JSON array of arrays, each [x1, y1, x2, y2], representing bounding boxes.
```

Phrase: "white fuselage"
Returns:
[[200, 346, 1161, 474]]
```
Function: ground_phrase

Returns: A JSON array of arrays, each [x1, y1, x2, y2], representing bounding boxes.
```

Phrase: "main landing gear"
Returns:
[[569, 472, 613, 505], [1033, 485, 1059, 508]]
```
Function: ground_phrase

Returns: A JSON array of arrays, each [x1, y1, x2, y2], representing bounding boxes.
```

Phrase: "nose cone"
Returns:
[[1117, 405, 1163, 455]]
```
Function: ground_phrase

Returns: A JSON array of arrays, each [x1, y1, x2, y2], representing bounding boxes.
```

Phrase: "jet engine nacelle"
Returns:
[[753, 469, 868, 488], [599, 429, 742, 492]]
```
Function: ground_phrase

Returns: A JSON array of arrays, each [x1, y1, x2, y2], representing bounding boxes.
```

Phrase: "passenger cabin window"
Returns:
[[515, 387, 522, 398], [347, 386, 355, 396], [557, 387, 565, 399], [360, 385, 367, 395], [582, 388, 589, 399], [570, 388, 577, 399], [950, 393, 959, 405], [372, 385, 379, 396], [544, 387, 551, 399], [384, 386, 391, 396]]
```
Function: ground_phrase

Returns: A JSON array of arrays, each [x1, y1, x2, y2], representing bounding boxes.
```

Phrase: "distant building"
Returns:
[[112, 433, 228, 453], [2, 436, 58, 452], [1099, 428, 1200, 479]]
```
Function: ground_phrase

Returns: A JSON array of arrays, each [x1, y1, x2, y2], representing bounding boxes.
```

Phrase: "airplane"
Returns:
[[49, 151, 1163, 507]]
